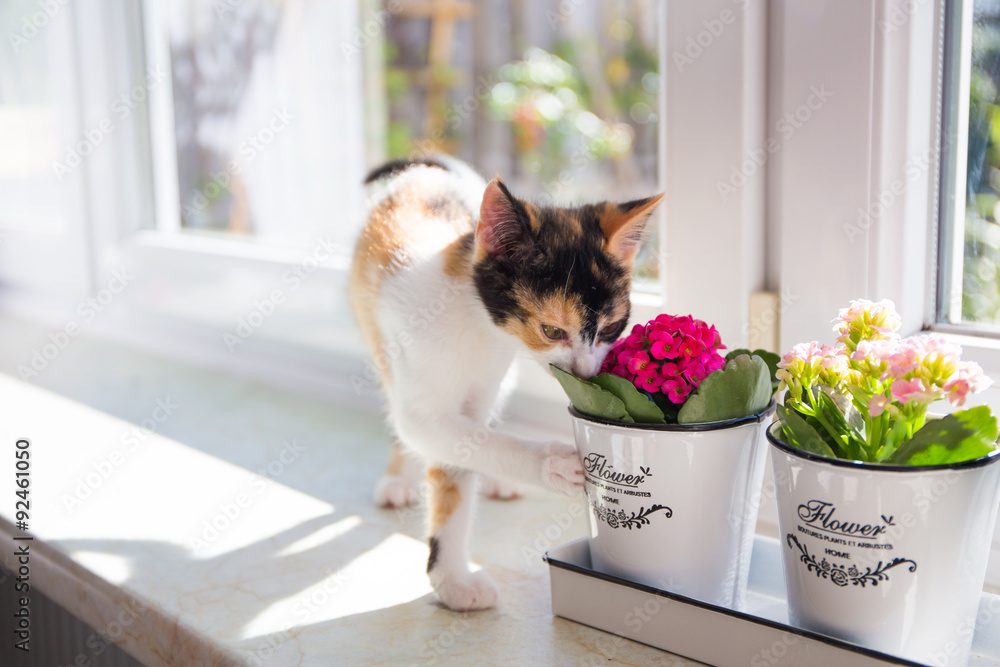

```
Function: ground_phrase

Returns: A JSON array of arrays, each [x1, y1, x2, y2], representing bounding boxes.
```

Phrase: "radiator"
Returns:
[[0, 566, 144, 667]]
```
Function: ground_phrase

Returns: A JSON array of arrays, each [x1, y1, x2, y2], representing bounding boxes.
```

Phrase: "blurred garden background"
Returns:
[[165, 0, 662, 283], [960, 0, 1000, 325]]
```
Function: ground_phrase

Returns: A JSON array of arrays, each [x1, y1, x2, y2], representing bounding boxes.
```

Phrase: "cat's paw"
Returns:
[[374, 474, 421, 508], [541, 442, 584, 497], [480, 476, 522, 501], [432, 570, 498, 611]]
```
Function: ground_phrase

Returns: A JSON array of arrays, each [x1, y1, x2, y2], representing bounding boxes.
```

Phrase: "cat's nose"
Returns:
[[571, 356, 602, 379]]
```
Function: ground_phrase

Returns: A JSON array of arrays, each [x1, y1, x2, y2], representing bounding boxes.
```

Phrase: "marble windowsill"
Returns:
[[0, 315, 693, 666]]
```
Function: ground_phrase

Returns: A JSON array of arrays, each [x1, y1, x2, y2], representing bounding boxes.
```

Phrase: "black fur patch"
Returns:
[[427, 536, 440, 573], [364, 158, 446, 184], [473, 203, 630, 341], [617, 196, 653, 213]]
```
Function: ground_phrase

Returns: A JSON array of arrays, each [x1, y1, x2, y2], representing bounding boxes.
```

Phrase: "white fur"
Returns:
[[364, 162, 589, 610], [377, 248, 582, 492]]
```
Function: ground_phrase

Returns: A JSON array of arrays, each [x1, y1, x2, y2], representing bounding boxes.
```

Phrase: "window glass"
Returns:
[[0, 2, 66, 235], [162, 0, 364, 246], [375, 0, 661, 284], [943, 0, 1000, 327]]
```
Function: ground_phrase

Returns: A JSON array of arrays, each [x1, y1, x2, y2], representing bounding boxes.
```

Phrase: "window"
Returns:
[[0, 2, 85, 296], [371, 0, 661, 285], [0, 5, 64, 236], [0, 0, 766, 424], [152, 0, 364, 248], [939, 0, 1000, 333]]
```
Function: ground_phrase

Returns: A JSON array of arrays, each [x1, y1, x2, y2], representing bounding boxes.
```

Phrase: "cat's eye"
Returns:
[[541, 324, 568, 341], [598, 319, 627, 343]]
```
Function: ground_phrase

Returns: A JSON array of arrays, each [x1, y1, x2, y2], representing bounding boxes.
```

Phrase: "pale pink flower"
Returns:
[[883, 339, 921, 379], [834, 298, 902, 345], [890, 378, 935, 405], [943, 362, 993, 407], [778, 341, 823, 369], [868, 395, 890, 417]]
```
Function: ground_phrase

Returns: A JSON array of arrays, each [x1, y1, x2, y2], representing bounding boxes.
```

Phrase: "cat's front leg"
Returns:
[[392, 404, 583, 496], [426, 466, 498, 611], [540, 441, 586, 496]]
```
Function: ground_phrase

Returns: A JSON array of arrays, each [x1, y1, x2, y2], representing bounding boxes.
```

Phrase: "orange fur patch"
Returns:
[[442, 234, 473, 279], [386, 440, 406, 475], [502, 292, 585, 352], [427, 467, 462, 532], [349, 177, 475, 384], [601, 194, 665, 261]]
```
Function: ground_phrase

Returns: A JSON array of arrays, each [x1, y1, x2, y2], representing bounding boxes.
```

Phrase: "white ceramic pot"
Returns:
[[768, 423, 1000, 667], [570, 402, 775, 609]]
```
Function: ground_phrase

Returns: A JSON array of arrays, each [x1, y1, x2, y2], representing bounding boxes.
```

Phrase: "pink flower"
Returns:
[[944, 362, 993, 407], [662, 378, 691, 404], [635, 368, 664, 392], [660, 361, 680, 377], [778, 341, 823, 369], [834, 299, 902, 341], [601, 313, 727, 403], [890, 378, 935, 405], [678, 336, 705, 359], [623, 325, 646, 348], [650, 335, 678, 360], [627, 351, 652, 375], [868, 394, 890, 417]]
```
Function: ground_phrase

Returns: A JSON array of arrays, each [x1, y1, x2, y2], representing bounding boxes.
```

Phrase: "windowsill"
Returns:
[[0, 313, 686, 666], [6, 307, 1000, 665]]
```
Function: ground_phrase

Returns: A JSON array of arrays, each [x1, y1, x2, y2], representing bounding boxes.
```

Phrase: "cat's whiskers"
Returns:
[[562, 254, 577, 302]]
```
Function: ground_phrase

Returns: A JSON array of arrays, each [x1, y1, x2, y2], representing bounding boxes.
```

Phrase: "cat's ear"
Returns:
[[601, 193, 665, 262], [476, 178, 531, 260]]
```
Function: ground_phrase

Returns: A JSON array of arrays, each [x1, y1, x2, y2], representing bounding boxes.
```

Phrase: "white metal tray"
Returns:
[[546, 536, 1000, 667]]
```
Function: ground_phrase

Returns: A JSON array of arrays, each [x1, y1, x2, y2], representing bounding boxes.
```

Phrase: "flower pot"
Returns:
[[767, 423, 1000, 666], [569, 401, 775, 608]]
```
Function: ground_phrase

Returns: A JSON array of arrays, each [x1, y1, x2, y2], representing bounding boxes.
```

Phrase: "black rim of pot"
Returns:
[[568, 399, 776, 432], [766, 421, 1000, 472]]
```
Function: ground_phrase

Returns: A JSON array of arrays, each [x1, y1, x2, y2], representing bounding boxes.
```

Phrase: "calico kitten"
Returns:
[[350, 156, 663, 611]]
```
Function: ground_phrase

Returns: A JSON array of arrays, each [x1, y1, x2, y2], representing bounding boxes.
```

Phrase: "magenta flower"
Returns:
[[600, 313, 727, 404], [662, 378, 692, 403], [627, 351, 652, 375], [636, 368, 665, 392], [650, 335, 677, 360]]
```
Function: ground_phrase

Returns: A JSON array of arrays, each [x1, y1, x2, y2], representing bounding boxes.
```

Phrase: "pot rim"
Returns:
[[766, 421, 1000, 472], [568, 399, 776, 432]]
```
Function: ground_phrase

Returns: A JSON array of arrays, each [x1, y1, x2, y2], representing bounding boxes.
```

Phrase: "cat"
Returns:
[[349, 155, 663, 611]]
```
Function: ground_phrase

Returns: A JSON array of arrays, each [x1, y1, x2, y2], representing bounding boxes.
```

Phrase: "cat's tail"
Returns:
[[363, 154, 488, 220], [363, 157, 447, 184]]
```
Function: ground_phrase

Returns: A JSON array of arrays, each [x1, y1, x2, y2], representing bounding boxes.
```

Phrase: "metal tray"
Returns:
[[545, 536, 1000, 666]]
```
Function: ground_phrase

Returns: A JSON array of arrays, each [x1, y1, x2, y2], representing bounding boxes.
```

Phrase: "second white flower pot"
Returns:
[[768, 423, 1000, 666]]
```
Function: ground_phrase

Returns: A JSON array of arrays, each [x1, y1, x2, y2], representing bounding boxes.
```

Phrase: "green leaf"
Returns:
[[727, 348, 781, 391], [876, 420, 910, 462], [776, 404, 838, 458], [550, 364, 631, 422], [677, 354, 772, 424], [888, 407, 999, 466], [816, 386, 866, 453], [590, 373, 666, 424]]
